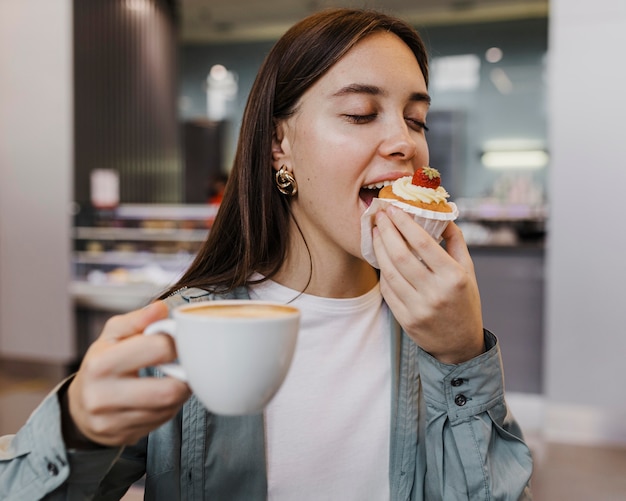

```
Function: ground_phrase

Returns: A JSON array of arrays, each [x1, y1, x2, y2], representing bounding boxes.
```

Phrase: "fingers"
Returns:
[[78, 371, 191, 413], [373, 224, 421, 304], [377, 205, 452, 268], [74, 396, 190, 447], [86, 409, 178, 446], [85, 330, 179, 377], [373, 206, 475, 281], [84, 300, 175, 376], [69, 360, 191, 446], [372, 206, 441, 285], [66, 301, 192, 447], [102, 301, 169, 342], [371, 205, 485, 363], [441, 222, 474, 270]]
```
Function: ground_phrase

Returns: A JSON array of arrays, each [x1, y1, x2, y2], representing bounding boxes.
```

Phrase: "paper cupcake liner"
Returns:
[[360, 198, 459, 268]]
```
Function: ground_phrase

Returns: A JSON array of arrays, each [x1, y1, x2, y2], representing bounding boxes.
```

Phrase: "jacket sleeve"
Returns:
[[418, 330, 533, 501], [0, 377, 136, 501]]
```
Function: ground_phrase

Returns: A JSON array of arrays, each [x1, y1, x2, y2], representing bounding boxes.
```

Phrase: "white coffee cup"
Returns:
[[144, 300, 300, 415]]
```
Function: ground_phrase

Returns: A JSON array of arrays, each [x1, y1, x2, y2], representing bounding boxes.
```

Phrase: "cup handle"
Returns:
[[143, 319, 188, 382]]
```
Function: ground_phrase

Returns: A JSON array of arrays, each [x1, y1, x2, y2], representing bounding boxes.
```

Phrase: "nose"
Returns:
[[378, 119, 418, 160]]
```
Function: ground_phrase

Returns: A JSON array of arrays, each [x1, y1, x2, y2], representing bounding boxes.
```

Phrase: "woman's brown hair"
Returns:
[[160, 8, 429, 298]]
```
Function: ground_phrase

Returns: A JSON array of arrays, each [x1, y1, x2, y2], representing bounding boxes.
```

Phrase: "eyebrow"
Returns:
[[331, 83, 431, 105]]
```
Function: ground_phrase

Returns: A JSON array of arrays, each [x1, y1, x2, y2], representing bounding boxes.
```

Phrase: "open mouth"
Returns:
[[359, 180, 393, 207]]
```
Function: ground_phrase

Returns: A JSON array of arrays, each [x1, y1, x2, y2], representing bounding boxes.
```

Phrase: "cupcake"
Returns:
[[360, 166, 459, 268]]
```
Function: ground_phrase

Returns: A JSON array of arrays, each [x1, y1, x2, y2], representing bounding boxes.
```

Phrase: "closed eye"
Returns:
[[344, 114, 429, 131], [344, 114, 377, 124], [406, 118, 429, 132]]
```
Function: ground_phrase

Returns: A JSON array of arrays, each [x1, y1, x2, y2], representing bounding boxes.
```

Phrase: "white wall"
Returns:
[[0, 0, 75, 362], [545, 0, 626, 444]]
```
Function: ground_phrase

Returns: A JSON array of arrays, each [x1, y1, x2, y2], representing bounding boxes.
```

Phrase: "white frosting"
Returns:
[[390, 176, 450, 204]]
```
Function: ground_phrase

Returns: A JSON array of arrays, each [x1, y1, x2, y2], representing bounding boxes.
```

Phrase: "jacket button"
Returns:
[[454, 394, 467, 406], [451, 378, 463, 387], [47, 461, 59, 476]]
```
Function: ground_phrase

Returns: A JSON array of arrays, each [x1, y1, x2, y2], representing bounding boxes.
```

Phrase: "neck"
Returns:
[[271, 229, 379, 299]]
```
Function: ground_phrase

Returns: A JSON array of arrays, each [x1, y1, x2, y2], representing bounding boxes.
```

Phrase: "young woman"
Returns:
[[0, 8, 533, 500]]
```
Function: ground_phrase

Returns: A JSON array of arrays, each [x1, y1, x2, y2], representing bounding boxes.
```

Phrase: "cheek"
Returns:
[[421, 137, 430, 164], [291, 124, 362, 184], [299, 114, 364, 154]]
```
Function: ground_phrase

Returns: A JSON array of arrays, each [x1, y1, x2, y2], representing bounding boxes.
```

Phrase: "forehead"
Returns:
[[315, 31, 427, 93]]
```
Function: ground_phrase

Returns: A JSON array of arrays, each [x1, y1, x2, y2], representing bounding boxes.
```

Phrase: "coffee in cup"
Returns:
[[144, 300, 300, 415]]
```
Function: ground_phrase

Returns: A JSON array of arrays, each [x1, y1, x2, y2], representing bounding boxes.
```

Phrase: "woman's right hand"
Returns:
[[372, 206, 484, 365], [63, 301, 192, 448]]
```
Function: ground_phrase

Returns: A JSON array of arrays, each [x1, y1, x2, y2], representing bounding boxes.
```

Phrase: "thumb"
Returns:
[[441, 222, 473, 267]]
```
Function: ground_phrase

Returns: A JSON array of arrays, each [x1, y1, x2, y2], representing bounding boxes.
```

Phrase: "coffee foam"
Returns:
[[182, 303, 298, 319]]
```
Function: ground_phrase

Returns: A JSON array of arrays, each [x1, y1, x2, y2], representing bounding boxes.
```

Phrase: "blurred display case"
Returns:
[[455, 198, 547, 247], [454, 198, 547, 394], [71, 204, 217, 313]]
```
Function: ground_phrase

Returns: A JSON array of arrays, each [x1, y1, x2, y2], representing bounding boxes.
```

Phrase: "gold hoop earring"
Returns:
[[275, 165, 298, 196]]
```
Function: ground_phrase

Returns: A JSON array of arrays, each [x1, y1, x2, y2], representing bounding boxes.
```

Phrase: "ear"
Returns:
[[271, 120, 292, 172]]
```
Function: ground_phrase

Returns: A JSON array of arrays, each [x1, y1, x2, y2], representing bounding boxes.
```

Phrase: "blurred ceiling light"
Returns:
[[125, 0, 150, 13], [490, 67, 513, 94], [481, 150, 549, 169], [209, 64, 228, 81], [206, 65, 238, 121], [485, 47, 503, 63], [430, 54, 480, 92]]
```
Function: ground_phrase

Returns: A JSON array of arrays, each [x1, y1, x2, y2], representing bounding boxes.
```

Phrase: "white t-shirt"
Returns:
[[249, 278, 391, 501]]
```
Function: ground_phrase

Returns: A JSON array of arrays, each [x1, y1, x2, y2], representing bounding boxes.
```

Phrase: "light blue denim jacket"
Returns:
[[0, 287, 533, 500]]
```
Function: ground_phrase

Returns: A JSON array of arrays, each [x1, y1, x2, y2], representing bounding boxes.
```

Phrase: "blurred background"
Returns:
[[1, 0, 625, 498]]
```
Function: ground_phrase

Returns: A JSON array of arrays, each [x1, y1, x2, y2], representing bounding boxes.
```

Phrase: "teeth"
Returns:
[[363, 180, 393, 190]]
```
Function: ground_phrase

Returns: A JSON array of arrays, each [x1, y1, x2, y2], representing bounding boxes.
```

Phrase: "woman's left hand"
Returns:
[[372, 205, 484, 364]]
